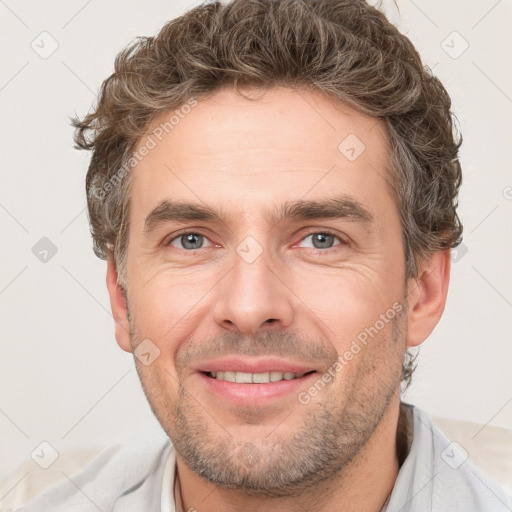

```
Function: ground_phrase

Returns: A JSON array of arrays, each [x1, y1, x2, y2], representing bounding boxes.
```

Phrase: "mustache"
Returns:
[[175, 330, 338, 370]]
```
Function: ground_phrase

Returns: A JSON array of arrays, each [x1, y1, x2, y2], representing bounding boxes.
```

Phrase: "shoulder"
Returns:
[[389, 403, 512, 512], [19, 428, 172, 512]]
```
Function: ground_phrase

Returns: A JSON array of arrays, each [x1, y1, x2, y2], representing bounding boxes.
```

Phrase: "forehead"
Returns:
[[129, 86, 394, 225]]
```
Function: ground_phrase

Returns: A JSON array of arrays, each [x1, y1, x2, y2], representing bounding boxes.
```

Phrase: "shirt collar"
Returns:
[[161, 448, 179, 512]]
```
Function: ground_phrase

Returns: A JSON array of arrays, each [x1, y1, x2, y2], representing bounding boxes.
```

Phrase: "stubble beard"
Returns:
[[130, 303, 407, 498]]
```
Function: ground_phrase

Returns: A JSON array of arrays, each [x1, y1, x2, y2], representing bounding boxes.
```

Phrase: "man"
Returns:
[[21, 0, 512, 510]]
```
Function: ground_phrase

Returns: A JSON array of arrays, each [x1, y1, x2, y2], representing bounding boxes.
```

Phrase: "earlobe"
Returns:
[[106, 257, 133, 353], [406, 249, 451, 348]]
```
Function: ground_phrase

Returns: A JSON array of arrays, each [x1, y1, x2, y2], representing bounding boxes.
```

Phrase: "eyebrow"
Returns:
[[143, 195, 374, 235]]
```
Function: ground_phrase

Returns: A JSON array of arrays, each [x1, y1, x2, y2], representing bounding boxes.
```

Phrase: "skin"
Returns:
[[106, 86, 451, 512]]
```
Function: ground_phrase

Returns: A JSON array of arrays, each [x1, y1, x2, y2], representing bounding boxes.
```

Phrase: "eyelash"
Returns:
[[164, 229, 348, 254]]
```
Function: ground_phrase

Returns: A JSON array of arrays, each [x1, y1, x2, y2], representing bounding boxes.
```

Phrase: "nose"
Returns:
[[212, 243, 295, 335]]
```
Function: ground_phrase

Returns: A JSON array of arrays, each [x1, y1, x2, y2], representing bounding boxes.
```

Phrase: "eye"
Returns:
[[297, 231, 346, 251], [166, 232, 214, 251], [164, 230, 347, 253]]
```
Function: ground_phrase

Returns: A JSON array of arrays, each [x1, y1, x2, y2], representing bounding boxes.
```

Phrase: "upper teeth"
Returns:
[[210, 371, 303, 383]]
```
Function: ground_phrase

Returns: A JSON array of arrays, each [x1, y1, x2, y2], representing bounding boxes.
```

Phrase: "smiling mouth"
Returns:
[[203, 370, 317, 384]]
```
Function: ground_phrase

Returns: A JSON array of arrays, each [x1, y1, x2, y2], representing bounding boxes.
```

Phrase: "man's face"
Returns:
[[123, 86, 408, 495]]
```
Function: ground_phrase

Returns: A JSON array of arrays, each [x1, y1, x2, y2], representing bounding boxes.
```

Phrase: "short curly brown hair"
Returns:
[[72, 0, 463, 384]]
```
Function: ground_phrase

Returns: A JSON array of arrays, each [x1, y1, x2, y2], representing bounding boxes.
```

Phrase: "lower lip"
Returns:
[[196, 371, 318, 405]]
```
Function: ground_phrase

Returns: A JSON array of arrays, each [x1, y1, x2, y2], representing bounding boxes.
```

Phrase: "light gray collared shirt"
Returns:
[[21, 403, 512, 511]]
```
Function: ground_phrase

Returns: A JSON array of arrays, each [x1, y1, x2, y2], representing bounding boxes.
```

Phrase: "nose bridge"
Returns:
[[212, 236, 294, 334]]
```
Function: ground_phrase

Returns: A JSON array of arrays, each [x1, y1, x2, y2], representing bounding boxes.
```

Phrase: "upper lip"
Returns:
[[194, 356, 317, 375]]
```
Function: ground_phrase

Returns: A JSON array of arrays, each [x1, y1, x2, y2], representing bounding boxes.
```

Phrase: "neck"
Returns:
[[176, 399, 406, 512]]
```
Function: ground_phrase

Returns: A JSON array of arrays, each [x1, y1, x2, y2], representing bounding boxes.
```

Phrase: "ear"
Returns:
[[106, 257, 133, 353], [406, 249, 451, 347]]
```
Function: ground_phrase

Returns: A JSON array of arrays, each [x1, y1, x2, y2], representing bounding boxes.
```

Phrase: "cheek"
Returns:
[[131, 269, 208, 338], [134, 358, 181, 431], [127, 270, 223, 398], [293, 267, 401, 346]]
